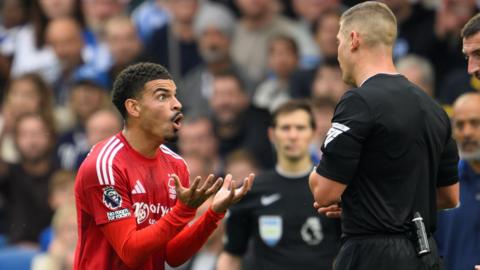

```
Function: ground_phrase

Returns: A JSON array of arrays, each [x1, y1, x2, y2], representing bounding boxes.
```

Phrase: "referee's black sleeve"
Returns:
[[437, 124, 459, 187], [316, 91, 373, 185]]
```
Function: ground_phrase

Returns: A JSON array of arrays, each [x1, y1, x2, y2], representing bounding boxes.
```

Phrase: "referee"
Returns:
[[308, 2, 460, 270]]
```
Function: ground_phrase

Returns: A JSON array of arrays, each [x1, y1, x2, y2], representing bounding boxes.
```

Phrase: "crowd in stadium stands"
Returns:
[[0, 0, 478, 269]]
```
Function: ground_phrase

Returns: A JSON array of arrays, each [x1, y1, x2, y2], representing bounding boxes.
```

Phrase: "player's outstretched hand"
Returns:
[[211, 173, 255, 213], [173, 174, 223, 209], [314, 202, 342, 218]]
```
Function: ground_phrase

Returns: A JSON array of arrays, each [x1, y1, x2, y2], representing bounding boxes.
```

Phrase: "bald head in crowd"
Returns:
[[46, 18, 84, 71], [452, 93, 480, 163], [86, 109, 123, 146], [105, 16, 142, 67]]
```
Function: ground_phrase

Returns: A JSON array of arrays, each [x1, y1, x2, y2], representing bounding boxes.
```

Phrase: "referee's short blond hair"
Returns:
[[340, 1, 397, 48]]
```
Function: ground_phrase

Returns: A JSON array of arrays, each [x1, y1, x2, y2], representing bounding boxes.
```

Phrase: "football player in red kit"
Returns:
[[74, 63, 255, 270]]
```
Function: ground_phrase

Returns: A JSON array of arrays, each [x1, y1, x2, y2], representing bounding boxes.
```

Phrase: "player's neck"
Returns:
[[276, 155, 313, 177], [354, 51, 397, 87], [122, 128, 161, 158]]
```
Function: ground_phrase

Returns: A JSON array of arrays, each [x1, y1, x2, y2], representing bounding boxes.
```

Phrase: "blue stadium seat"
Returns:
[[0, 247, 39, 270]]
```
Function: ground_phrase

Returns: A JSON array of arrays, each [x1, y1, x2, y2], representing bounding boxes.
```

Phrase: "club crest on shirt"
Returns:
[[167, 174, 177, 200], [103, 186, 122, 210], [259, 215, 282, 247]]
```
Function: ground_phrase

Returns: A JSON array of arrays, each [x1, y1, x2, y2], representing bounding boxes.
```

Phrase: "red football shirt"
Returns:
[[74, 132, 222, 270]]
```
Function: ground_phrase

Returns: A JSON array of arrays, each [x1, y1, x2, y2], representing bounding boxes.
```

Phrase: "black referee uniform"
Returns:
[[224, 169, 341, 270], [316, 74, 459, 270]]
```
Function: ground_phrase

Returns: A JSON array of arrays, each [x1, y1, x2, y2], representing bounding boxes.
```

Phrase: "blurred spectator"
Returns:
[[0, 0, 30, 29], [131, 0, 171, 42], [48, 170, 75, 213], [0, 113, 57, 247], [179, 2, 247, 116], [32, 201, 77, 270], [46, 18, 108, 105], [224, 149, 259, 181], [85, 109, 123, 147], [0, 0, 88, 84], [217, 100, 341, 270], [433, 0, 476, 77], [231, 0, 313, 85], [0, 73, 55, 163], [178, 116, 223, 176], [104, 16, 144, 89], [145, 0, 202, 80], [310, 97, 336, 164], [253, 34, 299, 112], [436, 93, 480, 270], [378, 0, 436, 59], [313, 9, 341, 63], [73, 108, 123, 169], [37, 170, 75, 252], [311, 59, 349, 103], [289, 9, 342, 98], [210, 71, 274, 169], [0, 0, 31, 88], [56, 80, 109, 171], [291, 0, 341, 28], [438, 67, 479, 105], [82, 0, 128, 37], [380, 0, 472, 89], [396, 54, 435, 98]]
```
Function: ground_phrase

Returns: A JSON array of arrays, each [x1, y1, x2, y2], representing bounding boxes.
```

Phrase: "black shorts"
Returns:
[[334, 235, 443, 270]]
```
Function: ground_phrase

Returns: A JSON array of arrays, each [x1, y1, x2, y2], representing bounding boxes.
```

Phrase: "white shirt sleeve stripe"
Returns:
[[102, 139, 120, 185], [96, 137, 116, 185], [107, 142, 124, 186]]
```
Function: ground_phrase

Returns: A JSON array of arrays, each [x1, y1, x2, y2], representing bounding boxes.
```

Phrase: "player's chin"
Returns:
[[164, 132, 179, 143]]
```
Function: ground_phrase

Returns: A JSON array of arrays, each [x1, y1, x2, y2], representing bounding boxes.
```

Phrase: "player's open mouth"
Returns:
[[172, 113, 184, 130]]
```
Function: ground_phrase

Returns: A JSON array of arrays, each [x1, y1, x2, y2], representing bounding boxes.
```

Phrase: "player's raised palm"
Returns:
[[211, 173, 255, 213], [173, 174, 223, 208]]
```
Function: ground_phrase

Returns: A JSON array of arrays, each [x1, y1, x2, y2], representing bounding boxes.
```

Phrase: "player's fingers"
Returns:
[[325, 211, 342, 218], [228, 180, 235, 200], [189, 176, 201, 192], [172, 174, 185, 193], [313, 202, 320, 209], [222, 174, 233, 189], [206, 177, 223, 195], [245, 173, 255, 191], [198, 174, 215, 193]]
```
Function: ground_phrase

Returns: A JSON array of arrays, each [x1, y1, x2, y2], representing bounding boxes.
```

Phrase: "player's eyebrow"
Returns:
[[153, 88, 169, 93]]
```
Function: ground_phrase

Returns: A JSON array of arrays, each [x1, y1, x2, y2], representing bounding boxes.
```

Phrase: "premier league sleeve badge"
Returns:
[[103, 186, 123, 210]]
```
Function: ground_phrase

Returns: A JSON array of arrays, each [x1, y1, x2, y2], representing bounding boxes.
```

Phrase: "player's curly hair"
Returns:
[[112, 62, 172, 119]]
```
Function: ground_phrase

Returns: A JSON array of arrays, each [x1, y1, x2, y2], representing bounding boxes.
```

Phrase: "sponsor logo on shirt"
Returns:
[[324, 122, 350, 147], [300, 217, 323, 245], [131, 179, 146, 194], [260, 193, 282, 206], [107, 208, 131, 221], [133, 202, 173, 224], [103, 186, 122, 210], [259, 215, 282, 247]]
